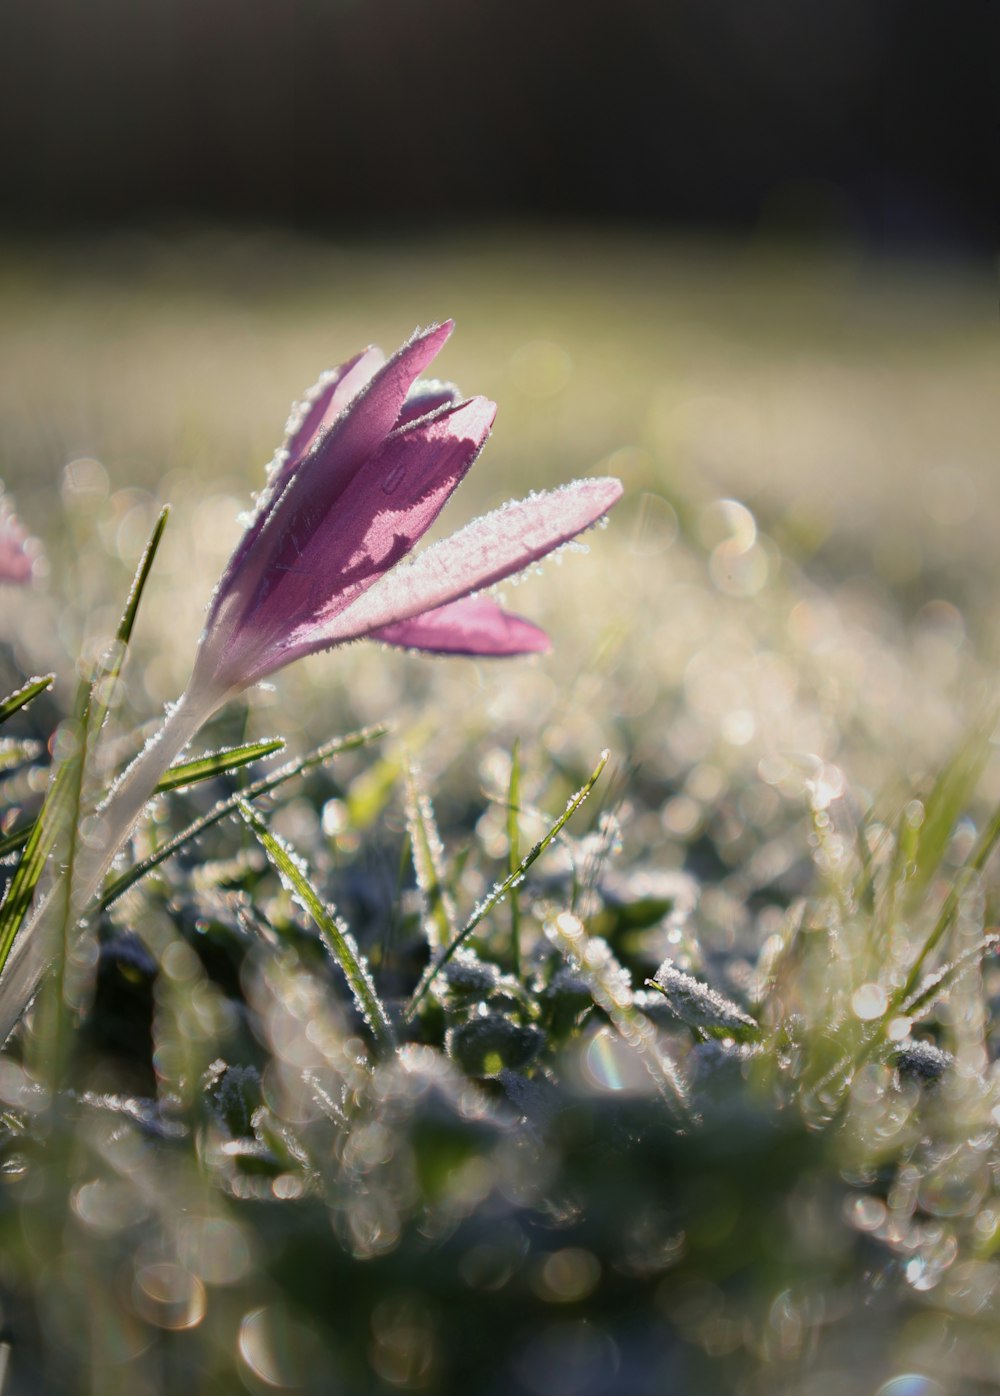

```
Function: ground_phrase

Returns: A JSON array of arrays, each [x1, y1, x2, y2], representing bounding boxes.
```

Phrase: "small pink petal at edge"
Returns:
[[371, 595, 550, 656]]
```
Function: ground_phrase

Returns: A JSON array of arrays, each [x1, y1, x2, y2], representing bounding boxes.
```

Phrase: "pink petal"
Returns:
[[229, 395, 497, 682], [204, 322, 454, 659], [371, 596, 550, 656], [214, 347, 385, 618], [320, 476, 623, 644], [283, 346, 386, 468], [397, 378, 461, 427], [0, 500, 33, 585]]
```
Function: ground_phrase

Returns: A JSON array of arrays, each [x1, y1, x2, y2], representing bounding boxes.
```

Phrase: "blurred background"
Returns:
[[2, 0, 997, 250]]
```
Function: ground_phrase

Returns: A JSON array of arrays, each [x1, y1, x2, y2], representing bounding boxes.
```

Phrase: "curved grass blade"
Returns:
[[117, 506, 170, 649], [236, 799, 395, 1057], [897, 799, 1000, 1005], [406, 749, 610, 1021], [404, 761, 457, 956], [155, 737, 284, 795], [903, 932, 1000, 1021], [89, 507, 171, 740], [98, 725, 387, 910], [0, 675, 54, 727], [507, 739, 522, 978]]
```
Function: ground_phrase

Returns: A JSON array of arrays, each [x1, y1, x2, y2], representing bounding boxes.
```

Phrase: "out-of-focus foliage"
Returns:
[[0, 233, 998, 1395]]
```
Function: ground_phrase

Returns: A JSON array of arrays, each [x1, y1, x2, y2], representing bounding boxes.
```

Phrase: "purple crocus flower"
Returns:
[[187, 320, 622, 711], [131, 319, 620, 845]]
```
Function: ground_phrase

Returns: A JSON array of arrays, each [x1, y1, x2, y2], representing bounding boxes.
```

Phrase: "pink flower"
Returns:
[[0, 492, 34, 586], [188, 320, 622, 709]]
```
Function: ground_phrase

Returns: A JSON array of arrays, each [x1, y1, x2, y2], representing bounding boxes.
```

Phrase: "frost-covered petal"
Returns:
[[371, 595, 550, 656], [397, 378, 462, 427], [282, 346, 386, 470], [214, 395, 497, 685], [318, 476, 623, 644], [200, 322, 455, 675], [220, 347, 387, 602]]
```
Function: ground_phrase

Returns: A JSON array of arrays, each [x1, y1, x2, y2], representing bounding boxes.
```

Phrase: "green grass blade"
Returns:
[[88, 507, 171, 741], [507, 739, 522, 979], [903, 933, 1000, 1020], [898, 798, 1000, 1004], [548, 910, 690, 1117], [237, 800, 395, 1057], [0, 711, 85, 973], [404, 761, 457, 956], [117, 506, 170, 649], [98, 725, 387, 910], [0, 825, 31, 860], [0, 674, 54, 727], [406, 749, 610, 1020], [155, 738, 284, 794]]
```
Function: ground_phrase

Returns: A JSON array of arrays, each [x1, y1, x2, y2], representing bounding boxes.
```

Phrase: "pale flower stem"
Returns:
[[0, 688, 213, 1043]]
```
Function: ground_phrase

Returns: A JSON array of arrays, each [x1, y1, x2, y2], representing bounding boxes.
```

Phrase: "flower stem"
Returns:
[[0, 689, 210, 1043]]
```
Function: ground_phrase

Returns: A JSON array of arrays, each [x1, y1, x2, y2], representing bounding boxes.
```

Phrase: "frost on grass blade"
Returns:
[[236, 800, 395, 1057], [98, 725, 386, 909], [545, 910, 689, 1117], [155, 738, 284, 795], [405, 750, 610, 1019], [902, 933, 1000, 1021], [0, 675, 54, 727], [404, 761, 457, 955], [644, 961, 761, 1043]]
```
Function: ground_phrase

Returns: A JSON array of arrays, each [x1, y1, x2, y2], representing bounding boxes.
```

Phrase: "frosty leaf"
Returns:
[[441, 949, 501, 1003], [890, 1039, 952, 1082], [645, 962, 761, 1042], [446, 1014, 544, 1078]]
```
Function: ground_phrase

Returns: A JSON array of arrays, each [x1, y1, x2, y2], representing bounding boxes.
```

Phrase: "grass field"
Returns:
[[0, 229, 998, 1394]]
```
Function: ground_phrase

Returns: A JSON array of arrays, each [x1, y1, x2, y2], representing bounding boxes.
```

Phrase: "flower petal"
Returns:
[[319, 476, 623, 644], [221, 395, 497, 683], [371, 596, 550, 656], [283, 346, 386, 467], [0, 499, 33, 585], [397, 378, 462, 427], [202, 322, 455, 672], [220, 347, 387, 602]]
